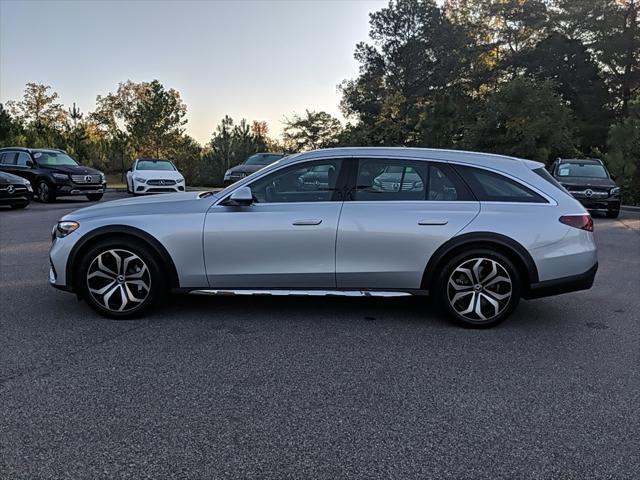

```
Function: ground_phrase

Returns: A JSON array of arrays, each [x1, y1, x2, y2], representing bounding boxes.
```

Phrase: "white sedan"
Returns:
[[126, 158, 185, 195]]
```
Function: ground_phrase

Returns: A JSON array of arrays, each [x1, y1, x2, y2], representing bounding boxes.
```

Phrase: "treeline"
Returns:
[[0, 0, 638, 200]]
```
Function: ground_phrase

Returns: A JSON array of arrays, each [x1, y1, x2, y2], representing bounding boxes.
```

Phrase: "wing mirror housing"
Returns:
[[26, 160, 34, 168], [223, 186, 254, 206]]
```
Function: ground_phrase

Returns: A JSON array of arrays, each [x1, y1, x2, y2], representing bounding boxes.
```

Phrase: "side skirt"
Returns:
[[187, 289, 428, 298]]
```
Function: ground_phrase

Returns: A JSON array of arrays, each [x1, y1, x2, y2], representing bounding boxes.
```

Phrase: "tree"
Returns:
[[283, 110, 342, 151], [0, 103, 24, 147], [465, 78, 577, 162], [551, 0, 640, 117], [6, 83, 68, 132], [516, 32, 611, 151]]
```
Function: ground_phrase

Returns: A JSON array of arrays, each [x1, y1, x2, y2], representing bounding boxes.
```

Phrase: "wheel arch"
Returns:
[[66, 225, 180, 292], [421, 232, 539, 293]]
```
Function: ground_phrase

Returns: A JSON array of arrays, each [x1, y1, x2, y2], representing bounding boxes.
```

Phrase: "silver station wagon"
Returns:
[[49, 148, 597, 328]]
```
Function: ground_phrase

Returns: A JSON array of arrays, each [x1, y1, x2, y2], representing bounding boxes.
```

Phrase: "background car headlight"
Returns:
[[55, 221, 80, 238], [25, 181, 33, 192], [177, 177, 185, 183], [134, 177, 147, 184], [52, 173, 69, 181], [610, 187, 621, 196], [223, 170, 232, 180], [99, 171, 106, 182]]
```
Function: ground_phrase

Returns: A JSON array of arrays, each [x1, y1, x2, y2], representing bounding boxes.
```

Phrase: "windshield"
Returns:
[[244, 154, 284, 166], [557, 163, 608, 179], [35, 152, 79, 166], [136, 160, 176, 171]]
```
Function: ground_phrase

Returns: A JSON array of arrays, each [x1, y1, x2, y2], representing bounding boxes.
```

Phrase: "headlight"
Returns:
[[25, 181, 33, 192], [177, 177, 185, 183], [610, 187, 621, 196], [134, 177, 147, 184], [223, 170, 232, 180], [99, 171, 106, 182], [54, 221, 80, 238], [52, 173, 69, 181]]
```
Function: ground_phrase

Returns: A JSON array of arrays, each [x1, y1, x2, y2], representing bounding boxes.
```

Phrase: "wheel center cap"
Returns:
[[474, 284, 483, 292], [116, 275, 125, 284]]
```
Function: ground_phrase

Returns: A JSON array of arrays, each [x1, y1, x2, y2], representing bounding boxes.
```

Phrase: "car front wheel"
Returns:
[[438, 249, 520, 328], [36, 180, 55, 203], [77, 239, 165, 318]]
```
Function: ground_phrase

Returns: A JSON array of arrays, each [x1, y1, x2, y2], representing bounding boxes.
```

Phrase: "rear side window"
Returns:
[[353, 159, 473, 201], [455, 165, 547, 203], [1, 152, 16, 165]]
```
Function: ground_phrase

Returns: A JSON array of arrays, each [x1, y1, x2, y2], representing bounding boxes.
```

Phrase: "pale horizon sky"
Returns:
[[0, 0, 387, 144]]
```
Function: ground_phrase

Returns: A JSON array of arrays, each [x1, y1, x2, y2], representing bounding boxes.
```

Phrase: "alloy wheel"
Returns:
[[86, 249, 151, 313], [38, 182, 49, 202], [447, 257, 512, 322]]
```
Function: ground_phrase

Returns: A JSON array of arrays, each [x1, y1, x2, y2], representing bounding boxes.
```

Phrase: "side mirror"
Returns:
[[26, 160, 34, 168], [223, 186, 254, 206]]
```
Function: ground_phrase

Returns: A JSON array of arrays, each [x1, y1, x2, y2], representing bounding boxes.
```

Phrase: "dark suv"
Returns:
[[549, 158, 621, 218], [0, 148, 106, 203]]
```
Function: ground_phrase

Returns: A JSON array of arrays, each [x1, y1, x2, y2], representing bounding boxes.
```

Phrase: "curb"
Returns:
[[621, 205, 640, 212]]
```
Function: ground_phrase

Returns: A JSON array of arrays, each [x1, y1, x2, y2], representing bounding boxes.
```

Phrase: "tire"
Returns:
[[76, 238, 166, 319], [36, 180, 56, 203], [10, 202, 29, 209], [437, 249, 521, 328], [606, 209, 619, 219], [86, 193, 104, 202]]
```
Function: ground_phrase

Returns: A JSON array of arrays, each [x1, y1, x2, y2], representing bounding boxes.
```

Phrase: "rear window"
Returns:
[[455, 165, 547, 203]]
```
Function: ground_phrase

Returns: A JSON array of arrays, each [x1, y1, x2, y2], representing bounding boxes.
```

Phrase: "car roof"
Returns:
[[0, 147, 66, 154], [556, 158, 603, 165], [283, 147, 544, 172]]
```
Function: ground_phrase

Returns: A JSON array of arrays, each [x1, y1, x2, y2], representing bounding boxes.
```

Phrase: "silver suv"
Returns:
[[49, 148, 598, 328]]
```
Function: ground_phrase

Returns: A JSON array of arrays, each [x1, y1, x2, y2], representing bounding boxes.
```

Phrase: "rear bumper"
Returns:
[[525, 262, 598, 299]]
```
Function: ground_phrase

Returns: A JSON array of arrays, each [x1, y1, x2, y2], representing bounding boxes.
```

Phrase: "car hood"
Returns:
[[557, 177, 616, 188], [40, 164, 101, 175], [63, 191, 219, 221], [226, 164, 266, 175], [0, 171, 29, 184], [133, 170, 183, 180]]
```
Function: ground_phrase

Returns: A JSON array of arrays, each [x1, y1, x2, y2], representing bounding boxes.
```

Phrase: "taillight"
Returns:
[[559, 214, 593, 232]]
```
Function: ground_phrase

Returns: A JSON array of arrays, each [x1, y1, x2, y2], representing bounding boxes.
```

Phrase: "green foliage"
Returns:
[[465, 79, 577, 162], [283, 110, 342, 151]]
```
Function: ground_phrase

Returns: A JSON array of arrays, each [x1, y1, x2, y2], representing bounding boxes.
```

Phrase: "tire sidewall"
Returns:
[[77, 238, 165, 319], [37, 180, 55, 203], [437, 249, 521, 328]]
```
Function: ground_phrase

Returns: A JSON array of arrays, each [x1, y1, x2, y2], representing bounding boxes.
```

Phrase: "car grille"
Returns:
[[71, 174, 101, 184], [0, 184, 27, 194], [378, 180, 421, 191], [568, 186, 610, 199], [147, 179, 177, 186]]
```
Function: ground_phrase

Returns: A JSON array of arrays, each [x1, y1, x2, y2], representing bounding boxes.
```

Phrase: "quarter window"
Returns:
[[249, 159, 343, 203], [455, 165, 547, 203]]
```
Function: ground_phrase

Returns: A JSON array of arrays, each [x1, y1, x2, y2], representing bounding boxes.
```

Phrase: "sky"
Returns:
[[0, 0, 387, 144]]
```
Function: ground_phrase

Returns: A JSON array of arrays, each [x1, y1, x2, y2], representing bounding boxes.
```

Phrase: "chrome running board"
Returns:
[[189, 289, 414, 298]]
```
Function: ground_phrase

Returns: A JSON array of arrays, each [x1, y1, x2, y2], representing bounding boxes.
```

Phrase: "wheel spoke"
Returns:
[[479, 292, 500, 318], [97, 254, 117, 277], [87, 269, 115, 281], [127, 264, 148, 279], [89, 280, 117, 296], [448, 277, 473, 291], [101, 283, 120, 308]]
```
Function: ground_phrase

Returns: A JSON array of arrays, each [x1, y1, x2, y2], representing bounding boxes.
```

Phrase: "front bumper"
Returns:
[[54, 181, 107, 196], [525, 263, 598, 299], [0, 186, 33, 205], [577, 198, 620, 211], [135, 184, 185, 194]]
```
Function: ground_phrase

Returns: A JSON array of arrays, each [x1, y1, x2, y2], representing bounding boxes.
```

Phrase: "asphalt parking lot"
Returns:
[[1, 193, 639, 479]]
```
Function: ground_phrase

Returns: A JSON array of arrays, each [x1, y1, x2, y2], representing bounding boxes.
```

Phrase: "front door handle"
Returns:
[[293, 219, 323, 226], [418, 220, 449, 226]]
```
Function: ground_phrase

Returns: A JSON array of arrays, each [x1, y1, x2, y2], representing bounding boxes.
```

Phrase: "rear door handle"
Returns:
[[418, 220, 449, 226], [293, 219, 323, 226]]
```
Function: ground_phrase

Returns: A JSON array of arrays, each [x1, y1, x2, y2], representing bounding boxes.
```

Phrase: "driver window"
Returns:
[[250, 159, 343, 203], [16, 152, 31, 167]]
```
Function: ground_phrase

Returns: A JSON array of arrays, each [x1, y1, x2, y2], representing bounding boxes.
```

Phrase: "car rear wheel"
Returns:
[[437, 249, 520, 328], [77, 239, 165, 318], [86, 193, 103, 202], [36, 180, 55, 203]]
